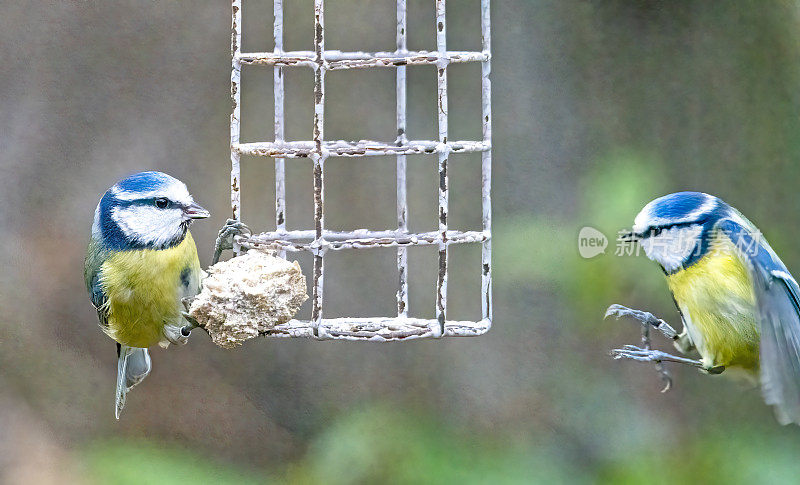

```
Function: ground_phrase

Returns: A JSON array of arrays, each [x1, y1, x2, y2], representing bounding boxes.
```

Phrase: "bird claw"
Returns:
[[611, 345, 664, 361], [660, 375, 673, 393], [610, 343, 711, 392], [179, 298, 199, 336], [212, 218, 252, 265], [605, 304, 678, 340], [164, 322, 191, 345], [611, 345, 675, 392], [605, 303, 653, 321], [606, 304, 691, 390], [181, 296, 194, 312], [179, 311, 201, 338]]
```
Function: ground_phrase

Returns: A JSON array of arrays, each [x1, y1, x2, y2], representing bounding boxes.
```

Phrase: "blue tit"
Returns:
[[608, 191, 800, 425], [84, 171, 209, 419]]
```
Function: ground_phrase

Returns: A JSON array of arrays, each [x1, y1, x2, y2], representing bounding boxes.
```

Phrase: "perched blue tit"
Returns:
[[84, 171, 209, 419], [609, 191, 800, 425]]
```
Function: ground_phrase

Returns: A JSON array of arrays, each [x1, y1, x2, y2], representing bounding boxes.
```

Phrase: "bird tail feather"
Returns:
[[115, 344, 151, 419]]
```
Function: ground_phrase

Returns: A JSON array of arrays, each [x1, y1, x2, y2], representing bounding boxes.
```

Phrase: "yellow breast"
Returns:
[[667, 236, 759, 370], [100, 232, 201, 348]]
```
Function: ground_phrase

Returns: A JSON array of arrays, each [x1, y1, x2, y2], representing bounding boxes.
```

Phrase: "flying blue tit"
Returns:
[[608, 191, 800, 425], [84, 171, 209, 419]]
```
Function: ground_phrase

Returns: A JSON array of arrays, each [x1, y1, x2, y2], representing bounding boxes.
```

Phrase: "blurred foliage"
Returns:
[[84, 440, 272, 485], [599, 425, 800, 485], [82, 404, 800, 485], [4, 0, 800, 483], [284, 404, 560, 484]]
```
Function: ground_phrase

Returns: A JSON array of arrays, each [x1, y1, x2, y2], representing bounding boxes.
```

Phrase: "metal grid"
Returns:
[[229, 0, 491, 341]]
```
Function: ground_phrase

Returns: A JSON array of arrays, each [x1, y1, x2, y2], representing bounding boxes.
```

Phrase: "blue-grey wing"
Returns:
[[718, 219, 800, 424], [89, 272, 109, 327], [85, 238, 110, 328]]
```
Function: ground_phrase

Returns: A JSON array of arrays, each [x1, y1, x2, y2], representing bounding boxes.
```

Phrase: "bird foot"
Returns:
[[177, 297, 201, 337], [164, 322, 191, 346], [610, 345, 700, 392], [605, 304, 678, 340], [606, 304, 680, 392], [178, 308, 203, 338], [181, 296, 193, 312], [611, 345, 703, 368], [212, 218, 252, 265]]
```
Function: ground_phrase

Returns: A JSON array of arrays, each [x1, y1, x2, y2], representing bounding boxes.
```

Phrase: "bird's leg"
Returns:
[[179, 297, 200, 337], [606, 304, 691, 392], [607, 304, 726, 387], [212, 218, 251, 265], [165, 304, 205, 344], [180, 219, 252, 339], [610, 345, 705, 371], [163, 323, 190, 345], [605, 304, 679, 341], [673, 327, 696, 355]]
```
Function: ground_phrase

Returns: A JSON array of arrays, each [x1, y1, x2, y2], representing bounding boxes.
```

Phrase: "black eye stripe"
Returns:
[[642, 221, 696, 238], [112, 196, 176, 208]]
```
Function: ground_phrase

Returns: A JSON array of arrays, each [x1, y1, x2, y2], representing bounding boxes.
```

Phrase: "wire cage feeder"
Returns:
[[229, 0, 492, 341]]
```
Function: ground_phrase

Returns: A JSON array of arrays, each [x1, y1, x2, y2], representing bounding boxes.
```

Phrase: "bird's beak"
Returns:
[[183, 202, 210, 219], [619, 230, 640, 242]]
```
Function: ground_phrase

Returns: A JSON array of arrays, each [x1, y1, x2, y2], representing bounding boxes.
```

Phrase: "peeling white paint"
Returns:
[[228, 0, 492, 341]]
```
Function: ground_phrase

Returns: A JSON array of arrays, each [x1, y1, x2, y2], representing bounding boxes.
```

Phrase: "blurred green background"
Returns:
[[3, 1, 800, 483]]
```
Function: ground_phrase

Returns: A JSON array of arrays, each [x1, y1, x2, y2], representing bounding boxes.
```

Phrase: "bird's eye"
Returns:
[[155, 197, 169, 209], [643, 226, 662, 238]]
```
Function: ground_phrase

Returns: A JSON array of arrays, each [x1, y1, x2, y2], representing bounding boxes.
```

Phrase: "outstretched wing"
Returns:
[[85, 238, 110, 328], [718, 218, 800, 424]]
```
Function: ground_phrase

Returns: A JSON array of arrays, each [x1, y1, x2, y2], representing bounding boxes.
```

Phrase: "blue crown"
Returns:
[[114, 171, 176, 194], [648, 191, 713, 220]]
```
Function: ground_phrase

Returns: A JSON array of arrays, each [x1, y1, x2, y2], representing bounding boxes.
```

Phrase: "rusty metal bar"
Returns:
[[396, 0, 409, 317], [235, 140, 488, 158], [274, 0, 286, 258], [311, 0, 326, 337], [238, 50, 488, 69], [435, 0, 449, 337], [230, 0, 492, 341], [481, 0, 493, 325], [230, 0, 242, 224], [261, 317, 491, 341], [249, 228, 425, 242], [240, 229, 488, 252]]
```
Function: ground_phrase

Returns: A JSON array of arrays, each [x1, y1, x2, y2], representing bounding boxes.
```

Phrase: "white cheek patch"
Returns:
[[112, 205, 185, 247], [640, 225, 703, 272]]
